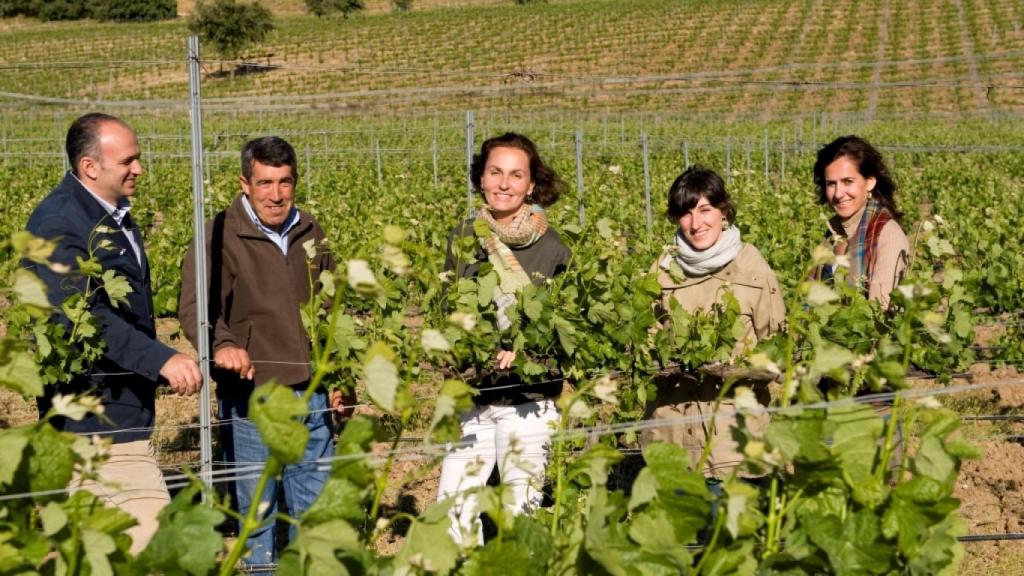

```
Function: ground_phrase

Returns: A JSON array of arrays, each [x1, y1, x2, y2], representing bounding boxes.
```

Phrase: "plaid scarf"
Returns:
[[812, 199, 893, 291], [473, 204, 549, 329]]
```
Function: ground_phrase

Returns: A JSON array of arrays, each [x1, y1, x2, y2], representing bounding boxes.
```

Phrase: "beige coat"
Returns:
[[645, 242, 785, 478], [654, 242, 785, 350]]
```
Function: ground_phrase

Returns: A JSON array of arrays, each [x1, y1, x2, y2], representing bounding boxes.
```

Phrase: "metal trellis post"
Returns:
[[642, 132, 652, 235], [575, 127, 585, 227], [305, 142, 312, 200], [465, 111, 475, 219], [187, 36, 214, 494]]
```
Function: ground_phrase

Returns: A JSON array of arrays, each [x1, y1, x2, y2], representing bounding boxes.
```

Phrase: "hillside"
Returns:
[[2, 0, 1023, 116]]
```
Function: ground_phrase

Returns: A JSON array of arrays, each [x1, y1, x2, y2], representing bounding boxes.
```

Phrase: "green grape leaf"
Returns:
[[0, 428, 29, 486], [363, 351, 398, 414], [76, 255, 103, 278], [26, 424, 74, 495], [913, 436, 956, 484], [302, 476, 367, 526], [428, 379, 475, 442], [249, 382, 310, 464], [12, 269, 51, 311], [346, 259, 380, 295], [139, 484, 225, 576], [420, 328, 451, 353], [81, 529, 116, 576], [11, 230, 57, 264], [393, 504, 459, 575], [286, 520, 363, 576], [100, 269, 133, 309], [0, 348, 44, 398], [39, 502, 67, 536]]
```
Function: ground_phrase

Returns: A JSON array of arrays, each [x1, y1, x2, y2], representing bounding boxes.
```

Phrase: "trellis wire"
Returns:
[[6, 376, 1023, 505]]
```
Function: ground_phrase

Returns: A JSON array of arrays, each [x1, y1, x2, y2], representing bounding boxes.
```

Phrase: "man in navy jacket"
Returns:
[[25, 112, 201, 554]]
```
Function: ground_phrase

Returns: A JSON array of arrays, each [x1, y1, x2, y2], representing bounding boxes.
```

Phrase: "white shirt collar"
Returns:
[[72, 171, 131, 225]]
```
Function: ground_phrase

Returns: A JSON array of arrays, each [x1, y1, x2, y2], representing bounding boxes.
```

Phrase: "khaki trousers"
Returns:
[[74, 439, 171, 555]]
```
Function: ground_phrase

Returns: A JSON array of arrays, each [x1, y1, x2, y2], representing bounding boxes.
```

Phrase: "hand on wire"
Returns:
[[213, 346, 255, 380], [160, 353, 202, 396]]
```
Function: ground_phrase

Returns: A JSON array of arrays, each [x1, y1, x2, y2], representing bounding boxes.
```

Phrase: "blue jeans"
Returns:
[[218, 386, 334, 567]]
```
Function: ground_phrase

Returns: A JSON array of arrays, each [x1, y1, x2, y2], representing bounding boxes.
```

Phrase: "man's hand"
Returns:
[[330, 388, 357, 421], [160, 353, 202, 396], [496, 349, 516, 370], [213, 346, 255, 380]]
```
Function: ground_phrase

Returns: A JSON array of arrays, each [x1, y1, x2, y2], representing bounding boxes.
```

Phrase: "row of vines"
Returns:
[[1, 110, 1022, 573]]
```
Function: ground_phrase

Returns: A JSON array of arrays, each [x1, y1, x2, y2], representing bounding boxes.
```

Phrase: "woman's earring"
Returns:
[[526, 190, 535, 203]]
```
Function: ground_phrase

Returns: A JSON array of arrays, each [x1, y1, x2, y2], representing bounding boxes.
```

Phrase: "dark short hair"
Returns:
[[241, 136, 298, 182], [470, 132, 566, 207], [813, 135, 902, 220], [66, 112, 127, 176], [666, 165, 736, 223]]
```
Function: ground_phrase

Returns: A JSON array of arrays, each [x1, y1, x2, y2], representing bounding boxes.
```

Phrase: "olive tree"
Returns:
[[188, 0, 274, 75]]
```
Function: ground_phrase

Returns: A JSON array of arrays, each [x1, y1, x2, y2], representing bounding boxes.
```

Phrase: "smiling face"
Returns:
[[678, 196, 725, 251], [78, 121, 143, 205], [240, 160, 296, 231], [480, 146, 534, 223], [823, 155, 875, 221]]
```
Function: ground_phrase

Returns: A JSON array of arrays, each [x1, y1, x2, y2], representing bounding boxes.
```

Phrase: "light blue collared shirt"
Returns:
[[72, 172, 142, 266], [241, 194, 300, 255]]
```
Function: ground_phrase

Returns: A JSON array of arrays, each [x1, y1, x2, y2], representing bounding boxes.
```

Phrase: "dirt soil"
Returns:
[[3, 320, 1023, 573], [952, 364, 1024, 573]]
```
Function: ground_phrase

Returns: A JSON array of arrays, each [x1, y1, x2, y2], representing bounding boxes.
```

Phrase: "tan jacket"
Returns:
[[653, 242, 786, 353], [179, 194, 333, 394], [645, 242, 785, 478]]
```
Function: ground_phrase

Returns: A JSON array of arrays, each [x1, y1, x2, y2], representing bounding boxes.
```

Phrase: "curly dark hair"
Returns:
[[813, 135, 902, 220], [665, 165, 737, 224], [470, 132, 566, 207]]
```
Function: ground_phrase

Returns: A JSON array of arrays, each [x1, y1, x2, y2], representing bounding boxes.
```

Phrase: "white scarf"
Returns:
[[667, 224, 743, 276]]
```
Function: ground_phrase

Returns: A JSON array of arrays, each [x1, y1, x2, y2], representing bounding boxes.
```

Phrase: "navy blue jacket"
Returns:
[[26, 172, 176, 442]]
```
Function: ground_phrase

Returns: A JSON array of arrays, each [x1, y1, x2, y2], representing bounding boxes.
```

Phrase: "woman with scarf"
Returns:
[[436, 132, 570, 547], [646, 166, 785, 479], [812, 135, 909, 310]]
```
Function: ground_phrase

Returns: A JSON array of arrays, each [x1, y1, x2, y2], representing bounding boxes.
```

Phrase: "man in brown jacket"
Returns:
[[178, 136, 334, 568]]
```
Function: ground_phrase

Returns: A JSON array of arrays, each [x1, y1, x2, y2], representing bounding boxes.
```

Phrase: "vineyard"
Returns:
[[2, 0, 1024, 573]]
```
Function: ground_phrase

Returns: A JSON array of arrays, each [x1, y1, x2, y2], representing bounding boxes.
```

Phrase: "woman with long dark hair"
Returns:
[[812, 135, 910, 309], [436, 132, 570, 547]]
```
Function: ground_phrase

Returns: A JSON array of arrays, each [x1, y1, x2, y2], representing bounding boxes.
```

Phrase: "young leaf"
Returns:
[[0, 348, 44, 398], [100, 269, 133, 309], [249, 382, 310, 464], [12, 269, 51, 311], [139, 484, 225, 576], [363, 351, 398, 414]]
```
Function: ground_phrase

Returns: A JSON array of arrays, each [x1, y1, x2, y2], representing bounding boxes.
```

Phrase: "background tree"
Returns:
[[1, 0, 174, 20], [306, 0, 364, 18], [188, 0, 274, 75], [91, 0, 176, 22]]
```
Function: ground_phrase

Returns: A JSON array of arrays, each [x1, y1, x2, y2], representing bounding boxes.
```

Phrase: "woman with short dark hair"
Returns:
[[812, 135, 909, 309], [645, 165, 785, 479], [437, 132, 570, 547]]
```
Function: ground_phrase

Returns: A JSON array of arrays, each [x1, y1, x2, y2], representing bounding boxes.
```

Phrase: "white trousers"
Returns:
[[436, 399, 559, 546]]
